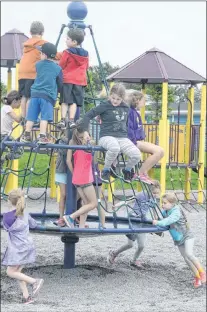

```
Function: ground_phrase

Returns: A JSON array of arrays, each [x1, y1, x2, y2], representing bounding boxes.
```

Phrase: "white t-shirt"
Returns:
[[1, 105, 14, 135]]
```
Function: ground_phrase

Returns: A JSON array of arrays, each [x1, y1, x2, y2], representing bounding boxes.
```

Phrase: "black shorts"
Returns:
[[18, 79, 35, 98], [60, 83, 84, 107]]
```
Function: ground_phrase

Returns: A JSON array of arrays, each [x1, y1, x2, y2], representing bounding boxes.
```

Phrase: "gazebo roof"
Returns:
[[1, 29, 29, 68], [107, 47, 206, 85]]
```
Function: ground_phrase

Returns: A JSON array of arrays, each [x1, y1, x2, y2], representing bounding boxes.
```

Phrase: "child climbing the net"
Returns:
[[77, 83, 141, 183], [64, 128, 105, 228], [1, 91, 24, 164], [2, 189, 44, 304], [152, 193, 206, 288], [126, 90, 164, 184], [54, 134, 69, 227], [107, 181, 161, 268]]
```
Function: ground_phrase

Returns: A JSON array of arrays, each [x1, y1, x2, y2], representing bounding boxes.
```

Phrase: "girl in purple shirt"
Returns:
[[2, 189, 44, 304], [127, 90, 164, 184]]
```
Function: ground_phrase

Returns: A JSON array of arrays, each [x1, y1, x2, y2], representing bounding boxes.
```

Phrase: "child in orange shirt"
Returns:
[[18, 21, 46, 121]]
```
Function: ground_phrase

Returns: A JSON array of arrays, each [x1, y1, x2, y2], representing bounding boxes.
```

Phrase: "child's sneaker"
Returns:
[[139, 173, 154, 184], [53, 218, 65, 227], [37, 135, 50, 144], [101, 169, 111, 183], [57, 119, 66, 130], [107, 250, 116, 265], [193, 277, 202, 288], [129, 260, 145, 269], [20, 134, 32, 143], [32, 279, 44, 297], [200, 271, 206, 284], [122, 169, 132, 182], [68, 120, 76, 129], [22, 296, 34, 305], [63, 215, 75, 228]]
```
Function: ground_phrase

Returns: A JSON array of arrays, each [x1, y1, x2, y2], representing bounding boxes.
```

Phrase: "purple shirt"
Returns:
[[128, 107, 145, 145], [3, 209, 17, 229]]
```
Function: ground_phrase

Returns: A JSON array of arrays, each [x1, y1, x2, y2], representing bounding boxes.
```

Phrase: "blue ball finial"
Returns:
[[67, 1, 88, 21]]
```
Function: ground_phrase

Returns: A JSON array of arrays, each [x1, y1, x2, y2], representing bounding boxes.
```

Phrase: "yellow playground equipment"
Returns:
[[1, 30, 206, 206]]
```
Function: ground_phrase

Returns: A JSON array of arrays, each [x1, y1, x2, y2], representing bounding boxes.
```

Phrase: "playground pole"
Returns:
[[159, 81, 168, 196], [107, 81, 115, 202], [184, 86, 194, 200], [197, 83, 206, 203], [5, 64, 20, 194]]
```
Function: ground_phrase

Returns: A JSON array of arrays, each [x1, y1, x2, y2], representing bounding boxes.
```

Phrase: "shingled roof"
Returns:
[[1, 29, 29, 68], [107, 47, 206, 85]]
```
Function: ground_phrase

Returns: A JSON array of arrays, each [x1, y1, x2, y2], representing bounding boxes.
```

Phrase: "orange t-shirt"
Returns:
[[18, 37, 47, 80], [72, 150, 94, 185]]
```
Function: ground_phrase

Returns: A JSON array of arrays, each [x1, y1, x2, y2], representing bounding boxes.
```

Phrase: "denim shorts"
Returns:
[[74, 183, 93, 189], [26, 98, 53, 122], [55, 173, 67, 185]]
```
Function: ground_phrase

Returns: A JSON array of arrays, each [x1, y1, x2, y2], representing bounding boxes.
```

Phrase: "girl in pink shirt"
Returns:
[[64, 129, 98, 228]]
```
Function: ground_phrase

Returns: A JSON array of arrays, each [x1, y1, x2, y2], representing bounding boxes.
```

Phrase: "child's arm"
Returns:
[[59, 51, 69, 70], [8, 110, 22, 123], [153, 208, 181, 227], [66, 141, 73, 173], [127, 111, 137, 145], [56, 70, 63, 93], [77, 104, 106, 136], [28, 214, 37, 229]]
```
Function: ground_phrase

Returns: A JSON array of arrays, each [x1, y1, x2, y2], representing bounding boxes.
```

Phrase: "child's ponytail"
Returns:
[[1, 90, 21, 105], [8, 188, 25, 216]]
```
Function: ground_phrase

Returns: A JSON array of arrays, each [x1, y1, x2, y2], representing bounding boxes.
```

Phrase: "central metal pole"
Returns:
[[62, 108, 80, 269]]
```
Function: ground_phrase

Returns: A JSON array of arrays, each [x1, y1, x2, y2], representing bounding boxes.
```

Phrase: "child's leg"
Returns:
[[132, 233, 147, 262], [22, 99, 40, 141], [137, 141, 164, 175], [99, 136, 121, 169], [118, 138, 141, 170], [59, 183, 66, 218], [61, 103, 68, 120], [177, 239, 201, 278], [114, 238, 134, 257], [17, 266, 29, 299], [39, 120, 48, 135], [7, 266, 36, 285], [70, 185, 97, 220], [107, 237, 134, 265], [68, 103, 77, 120], [20, 97, 28, 118], [76, 187, 89, 228]]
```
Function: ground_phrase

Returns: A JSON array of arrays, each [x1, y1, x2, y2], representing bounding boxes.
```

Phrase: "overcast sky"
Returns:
[[1, 1, 206, 87]]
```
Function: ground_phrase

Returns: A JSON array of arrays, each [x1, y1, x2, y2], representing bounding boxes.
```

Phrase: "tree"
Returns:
[[0, 81, 7, 99], [88, 62, 119, 92], [174, 85, 201, 104], [146, 84, 175, 123]]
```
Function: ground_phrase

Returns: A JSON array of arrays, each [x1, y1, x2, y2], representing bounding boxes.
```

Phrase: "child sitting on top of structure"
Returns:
[[18, 21, 47, 123], [21, 43, 63, 144], [126, 90, 164, 184], [57, 28, 89, 130]]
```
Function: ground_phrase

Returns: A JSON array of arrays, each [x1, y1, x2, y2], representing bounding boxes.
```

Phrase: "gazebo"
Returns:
[[1, 28, 29, 90], [107, 48, 206, 202]]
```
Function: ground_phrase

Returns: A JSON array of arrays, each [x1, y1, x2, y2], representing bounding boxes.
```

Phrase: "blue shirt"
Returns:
[[31, 60, 62, 105]]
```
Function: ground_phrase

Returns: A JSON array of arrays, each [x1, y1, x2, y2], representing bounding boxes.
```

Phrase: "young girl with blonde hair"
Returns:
[[126, 90, 164, 184], [153, 193, 206, 288], [2, 189, 44, 304]]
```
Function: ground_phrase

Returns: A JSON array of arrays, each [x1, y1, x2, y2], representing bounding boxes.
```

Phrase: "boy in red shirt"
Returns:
[[57, 28, 89, 129]]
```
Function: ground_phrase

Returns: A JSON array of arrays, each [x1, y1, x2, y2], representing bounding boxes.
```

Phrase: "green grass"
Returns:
[[5, 153, 203, 190], [1, 152, 205, 190]]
